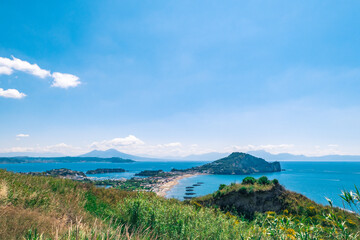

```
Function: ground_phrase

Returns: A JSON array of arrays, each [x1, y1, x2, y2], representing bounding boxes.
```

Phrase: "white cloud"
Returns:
[[43, 143, 82, 153], [0, 56, 81, 92], [91, 135, 145, 150], [162, 142, 182, 147], [51, 72, 81, 89], [0, 66, 13, 75], [0, 56, 51, 78], [89, 136, 221, 157], [0, 143, 83, 156], [16, 134, 30, 138], [226, 144, 295, 154], [0, 88, 26, 99]]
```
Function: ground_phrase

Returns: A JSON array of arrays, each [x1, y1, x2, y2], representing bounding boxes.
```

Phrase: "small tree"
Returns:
[[257, 176, 270, 185], [272, 179, 279, 185], [242, 177, 256, 185], [218, 184, 226, 191]]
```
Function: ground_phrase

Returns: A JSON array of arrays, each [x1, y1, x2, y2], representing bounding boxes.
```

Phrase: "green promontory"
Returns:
[[188, 152, 281, 175]]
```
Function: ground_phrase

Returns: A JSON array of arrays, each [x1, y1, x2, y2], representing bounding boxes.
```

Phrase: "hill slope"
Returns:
[[1, 170, 359, 239], [248, 150, 360, 161], [188, 152, 281, 174]]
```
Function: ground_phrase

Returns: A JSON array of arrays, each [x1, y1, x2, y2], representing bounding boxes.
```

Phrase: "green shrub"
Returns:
[[242, 177, 256, 185], [257, 176, 270, 185], [272, 179, 279, 185], [218, 184, 226, 190], [238, 187, 247, 194]]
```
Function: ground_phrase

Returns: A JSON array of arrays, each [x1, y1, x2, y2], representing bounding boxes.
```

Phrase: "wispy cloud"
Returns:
[[16, 134, 30, 138], [0, 56, 81, 91], [90, 135, 213, 157], [90, 135, 145, 149], [0, 143, 82, 155], [226, 144, 295, 154], [0, 56, 50, 78], [162, 142, 182, 147], [0, 88, 26, 99]]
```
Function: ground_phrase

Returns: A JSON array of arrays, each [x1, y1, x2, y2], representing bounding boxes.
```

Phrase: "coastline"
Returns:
[[155, 173, 202, 197]]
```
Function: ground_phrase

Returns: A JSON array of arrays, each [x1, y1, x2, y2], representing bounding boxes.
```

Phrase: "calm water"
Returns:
[[167, 161, 360, 208], [1, 161, 359, 208], [0, 161, 205, 179]]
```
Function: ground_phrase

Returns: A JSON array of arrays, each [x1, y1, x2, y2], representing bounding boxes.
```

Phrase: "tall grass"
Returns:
[[1, 169, 360, 239]]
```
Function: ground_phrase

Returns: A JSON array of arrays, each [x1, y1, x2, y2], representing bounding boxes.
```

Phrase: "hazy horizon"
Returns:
[[1, 1, 360, 158]]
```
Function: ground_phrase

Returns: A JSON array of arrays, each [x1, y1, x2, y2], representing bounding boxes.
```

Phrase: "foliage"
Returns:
[[272, 178, 279, 185], [1, 169, 360, 239], [242, 176, 256, 185], [340, 185, 360, 215], [257, 176, 271, 185], [190, 152, 281, 174]]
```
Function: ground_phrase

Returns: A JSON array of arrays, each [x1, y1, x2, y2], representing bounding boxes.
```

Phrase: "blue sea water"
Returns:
[[0, 161, 205, 180], [1, 161, 359, 208], [167, 161, 360, 208]]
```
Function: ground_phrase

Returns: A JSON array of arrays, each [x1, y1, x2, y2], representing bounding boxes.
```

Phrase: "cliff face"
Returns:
[[195, 183, 290, 218], [215, 184, 285, 216], [192, 152, 281, 175]]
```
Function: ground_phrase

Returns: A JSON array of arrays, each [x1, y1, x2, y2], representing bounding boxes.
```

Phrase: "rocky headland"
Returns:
[[184, 152, 281, 175]]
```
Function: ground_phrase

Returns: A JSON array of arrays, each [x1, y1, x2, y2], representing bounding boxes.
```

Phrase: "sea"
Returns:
[[1, 161, 359, 209]]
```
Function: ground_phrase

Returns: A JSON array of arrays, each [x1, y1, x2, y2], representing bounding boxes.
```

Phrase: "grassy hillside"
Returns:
[[1, 170, 359, 239]]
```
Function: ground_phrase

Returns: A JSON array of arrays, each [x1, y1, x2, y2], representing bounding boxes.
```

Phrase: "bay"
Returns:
[[167, 161, 360, 208], [1, 161, 359, 208]]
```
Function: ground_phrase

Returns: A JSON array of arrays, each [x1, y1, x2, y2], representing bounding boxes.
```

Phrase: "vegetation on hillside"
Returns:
[[187, 152, 281, 175], [86, 168, 126, 175], [135, 170, 171, 177], [0, 169, 359, 239]]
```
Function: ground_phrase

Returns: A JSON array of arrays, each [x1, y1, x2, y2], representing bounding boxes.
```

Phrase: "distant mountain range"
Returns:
[[80, 149, 228, 161], [1, 148, 360, 162], [0, 156, 134, 164], [83, 149, 360, 161], [164, 152, 229, 161], [247, 150, 360, 161], [79, 149, 169, 161]]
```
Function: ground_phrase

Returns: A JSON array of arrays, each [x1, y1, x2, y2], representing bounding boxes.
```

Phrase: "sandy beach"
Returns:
[[155, 173, 201, 197]]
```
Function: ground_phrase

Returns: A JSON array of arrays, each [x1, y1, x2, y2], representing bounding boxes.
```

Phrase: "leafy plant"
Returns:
[[242, 177, 256, 185], [257, 176, 270, 185]]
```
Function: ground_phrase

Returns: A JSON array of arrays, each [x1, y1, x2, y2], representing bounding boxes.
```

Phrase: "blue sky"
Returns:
[[0, 1, 360, 157]]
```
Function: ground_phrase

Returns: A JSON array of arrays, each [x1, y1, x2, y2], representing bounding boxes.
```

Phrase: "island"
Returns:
[[86, 168, 126, 174], [135, 170, 167, 177], [183, 152, 281, 175], [20, 152, 281, 197], [27, 168, 87, 180]]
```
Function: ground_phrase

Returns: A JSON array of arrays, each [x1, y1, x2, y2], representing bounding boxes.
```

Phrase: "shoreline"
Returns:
[[155, 173, 202, 197]]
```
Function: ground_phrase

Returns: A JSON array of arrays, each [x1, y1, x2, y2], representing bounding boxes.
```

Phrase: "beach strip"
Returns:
[[156, 173, 200, 197]]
